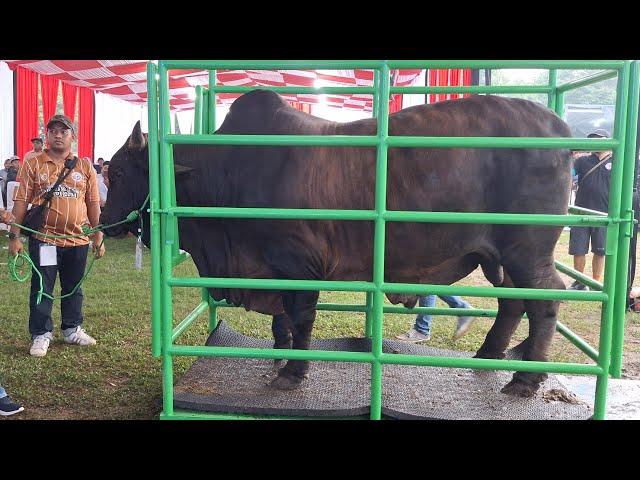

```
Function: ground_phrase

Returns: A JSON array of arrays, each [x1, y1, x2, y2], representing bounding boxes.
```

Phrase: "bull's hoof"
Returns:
[[268, 371, 308, 390], [474, 349, 505, 360], [261, 360, 285, 379], [500, 378, 540, 398]]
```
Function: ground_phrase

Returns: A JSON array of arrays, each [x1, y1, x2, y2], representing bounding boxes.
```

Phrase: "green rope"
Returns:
[[8, 238, 104, 304], [6, 194, 149, 304]]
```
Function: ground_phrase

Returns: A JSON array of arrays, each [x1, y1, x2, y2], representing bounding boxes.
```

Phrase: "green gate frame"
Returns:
[[146, 60, 640, 420]]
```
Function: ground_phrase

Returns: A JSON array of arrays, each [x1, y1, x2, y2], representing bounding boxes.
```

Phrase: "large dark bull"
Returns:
[[101, 89, 572, 397]]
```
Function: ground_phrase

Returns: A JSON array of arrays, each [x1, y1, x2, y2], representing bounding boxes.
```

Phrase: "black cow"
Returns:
[[101, 90, 572, 397]]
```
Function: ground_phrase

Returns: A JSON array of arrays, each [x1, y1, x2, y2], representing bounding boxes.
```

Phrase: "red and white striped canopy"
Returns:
[[4, 60, 422, 112]]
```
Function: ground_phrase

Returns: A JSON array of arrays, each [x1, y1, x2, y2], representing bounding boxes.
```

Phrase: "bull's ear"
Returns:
[[128, 121, 147, 151], [174, 163, 194, 176]]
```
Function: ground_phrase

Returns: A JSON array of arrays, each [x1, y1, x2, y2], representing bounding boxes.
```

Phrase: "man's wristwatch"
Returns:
[[8, 232, 20, 241]]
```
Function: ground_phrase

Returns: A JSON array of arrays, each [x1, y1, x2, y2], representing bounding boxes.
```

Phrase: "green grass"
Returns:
[[1, 231, 639, 419]]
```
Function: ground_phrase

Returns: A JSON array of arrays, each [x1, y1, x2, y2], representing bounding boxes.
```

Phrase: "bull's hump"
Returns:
[[230, 89, 289, 115]]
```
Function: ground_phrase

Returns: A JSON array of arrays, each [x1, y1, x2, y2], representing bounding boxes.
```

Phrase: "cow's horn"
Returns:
[[128, 121, 147, 151]]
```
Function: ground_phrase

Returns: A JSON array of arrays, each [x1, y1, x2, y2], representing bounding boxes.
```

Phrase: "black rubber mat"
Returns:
[[173, 320, 593, 419]]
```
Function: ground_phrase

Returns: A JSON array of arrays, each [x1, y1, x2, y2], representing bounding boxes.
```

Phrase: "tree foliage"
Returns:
[[489, 69, 616, 106]]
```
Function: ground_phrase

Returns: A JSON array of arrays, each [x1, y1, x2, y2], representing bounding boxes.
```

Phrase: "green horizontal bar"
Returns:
[[390, 86, 551, 94], [383, 282, 607, 302], [162, 60, 623, 71], [385, 137, 618, 149], [554, 260, 604, 291], [169, 344, 601, 376], [555, 320, 599, 361], [386, 60, 624, 69], [379, 352, 602, 375], [169, 345, 376, 362], [211, 86, 553, 95], [165, 134, 617, 150], [168, 276, 376, 292], [165, 134, 378, 147], [568, 205, 608, 216], [167, 206, 611, 227], [163, 60, 384, 70], [556, 70, 618, 92], [383, 211, 612, 226], [169, 206, 377, 221], [211, 86, 375, 94], [172, 301, 208, 342], [168, 276, 606, 302], [316, 303, 500, 318]]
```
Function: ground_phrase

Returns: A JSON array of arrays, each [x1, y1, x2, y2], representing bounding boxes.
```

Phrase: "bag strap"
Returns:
[[579, 154, 612, 185], [41, 156, 78, 203]]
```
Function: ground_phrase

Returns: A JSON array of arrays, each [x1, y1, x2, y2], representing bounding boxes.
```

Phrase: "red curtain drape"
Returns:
[[389, 94, 403, 113], [62, 82, 78, 121], [41, 75, 60, 127], [78, 87, 95, 160], [428, 69, 438, 104], [15, 66, 39, 160], [462, 69, 472, 98], [428, 69, 473, 103]]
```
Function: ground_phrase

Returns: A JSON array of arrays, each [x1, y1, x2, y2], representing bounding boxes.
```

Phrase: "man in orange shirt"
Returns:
[[8, 115, 105, 357]]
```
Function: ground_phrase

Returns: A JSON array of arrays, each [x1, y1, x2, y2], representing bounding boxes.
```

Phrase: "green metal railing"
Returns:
[[147, 60, 640, 420]]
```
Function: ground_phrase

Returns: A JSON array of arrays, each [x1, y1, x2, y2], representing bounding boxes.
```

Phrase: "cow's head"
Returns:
[[100, 121, 150, 245]]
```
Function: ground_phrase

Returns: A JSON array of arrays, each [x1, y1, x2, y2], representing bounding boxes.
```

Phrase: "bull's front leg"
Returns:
[[269, 291, 319, 391]]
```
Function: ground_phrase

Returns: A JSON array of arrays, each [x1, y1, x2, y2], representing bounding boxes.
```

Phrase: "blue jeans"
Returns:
[[0, 384, 6, 399], [414, 295, 471, 335]]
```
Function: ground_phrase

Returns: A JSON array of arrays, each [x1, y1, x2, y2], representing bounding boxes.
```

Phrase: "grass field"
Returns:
[[1, 231, 639, 419]]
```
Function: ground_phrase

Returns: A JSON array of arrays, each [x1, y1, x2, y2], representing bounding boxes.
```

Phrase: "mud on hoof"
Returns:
[[268, 370, 308, 391], [500, 378, 541, 398]]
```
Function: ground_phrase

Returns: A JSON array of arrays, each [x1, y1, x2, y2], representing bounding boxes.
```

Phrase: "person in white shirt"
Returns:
[[97, 161, 109, 207]]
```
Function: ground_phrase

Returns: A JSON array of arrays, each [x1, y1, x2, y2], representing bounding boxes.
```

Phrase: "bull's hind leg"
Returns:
[[500, 259, 565, 398], [474, 273, 525, 360], [269, 291, 320, 390], [271, 313, 292, 373]]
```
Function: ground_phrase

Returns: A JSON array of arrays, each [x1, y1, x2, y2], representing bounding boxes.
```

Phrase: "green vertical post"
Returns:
[[202, 287, 218, 332], [208, 70, 216, 133], [593, 62, 630, 419], [372, 69, 379, 118], [365, 292, 373, 338], [555, 91, 565, 119], [194, 86, 204, 135], [548, 69, 557, 110], [147, 62, 162, 358], [159, 61, 177, 417], [611, 61, 640, 377], [202, 89, 209, 134], [370, 62, 390, 420], [365, 68, 378, 338]]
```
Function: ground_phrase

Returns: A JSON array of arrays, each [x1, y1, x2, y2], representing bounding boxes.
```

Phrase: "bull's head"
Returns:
[[100, 121, 151, 246]]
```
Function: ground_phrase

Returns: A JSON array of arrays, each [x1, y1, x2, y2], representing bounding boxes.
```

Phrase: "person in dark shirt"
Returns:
[[568, 129, 612, 290]]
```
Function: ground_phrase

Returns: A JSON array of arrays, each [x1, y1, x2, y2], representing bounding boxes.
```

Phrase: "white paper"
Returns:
[[39, 244, 57, 267], [135, 236, 143, 270]]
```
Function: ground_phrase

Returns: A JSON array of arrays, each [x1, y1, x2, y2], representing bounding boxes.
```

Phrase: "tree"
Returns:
[[488, 69, 616, 106]]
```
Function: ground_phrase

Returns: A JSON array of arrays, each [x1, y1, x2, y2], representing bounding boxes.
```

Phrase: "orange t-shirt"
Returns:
[[14, 150, 100, 247]]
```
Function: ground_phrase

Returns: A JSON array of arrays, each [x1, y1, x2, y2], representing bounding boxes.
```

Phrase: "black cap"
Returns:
[[30, 136, 43, 143], [46, 114, 75, 133], [587, 128, 611, 138]]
